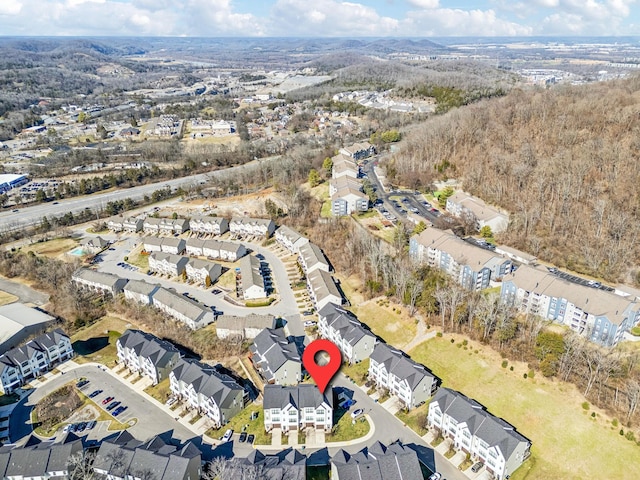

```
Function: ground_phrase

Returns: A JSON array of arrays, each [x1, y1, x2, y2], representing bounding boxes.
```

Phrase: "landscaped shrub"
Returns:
[[450, 338, 455, 343], [523, 373, 528, 379], [501, 360, 508, 368], [510, 366, 514, 371], [613, 419, 619, 427], [462, 339, 468, 346], [620, 429, 625, 436], [591, 412, 596, 418], [436, 332, 443, 337], [582, 402, 590, 410]]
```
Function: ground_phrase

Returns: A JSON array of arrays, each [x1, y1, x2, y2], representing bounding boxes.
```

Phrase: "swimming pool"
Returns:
[[69, 247, 86, 256]]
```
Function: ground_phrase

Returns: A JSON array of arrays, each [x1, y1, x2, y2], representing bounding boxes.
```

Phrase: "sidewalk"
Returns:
[[254, 413, 376, 451]]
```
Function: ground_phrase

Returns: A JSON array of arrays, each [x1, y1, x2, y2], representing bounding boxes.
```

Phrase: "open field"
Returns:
[[409, 334, 640, 480], [24, 238, 79, 258], [126, 245, 149, 271], [350, 299, 417, 348], [0, 291, 18, 306], [72, 316, 135, 367]]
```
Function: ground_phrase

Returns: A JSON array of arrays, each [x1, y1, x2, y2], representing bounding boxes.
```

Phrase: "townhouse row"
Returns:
[[143, 236, 247, 261], [330, 141, 376, 216], [107, 213, 275, 238], [72, 270, 215, 329], [117, 329, 247, 428], [0, 329, 73, 394], [273, 224, 345, 312], [0, 430, 425, 480]]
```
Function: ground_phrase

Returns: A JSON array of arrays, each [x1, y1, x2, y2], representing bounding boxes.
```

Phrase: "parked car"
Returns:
[[471, 462, 483, 473], [211, 289, 222, 295], [88, 389, 103, 398], [76, 379, 89, 388], [102, 396, 114, 405], [302, 310, 314, 316], [113, 406, 127, 417], [63, 424, 71, 433], [247, 434, 255, 445], [106, 401, 121, 411], [222, 429, 233, 442], [76, 422, 87, 432], [304, 320, 317, 327], [350, 408, 364, 418], [86, 420, 97, 430], [239, 432, 247, 443], [166, 397, 177, 406], [428, 473, 442, 480]]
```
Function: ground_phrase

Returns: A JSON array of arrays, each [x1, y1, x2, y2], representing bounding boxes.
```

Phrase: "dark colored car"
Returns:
[[471, 462, 483, 473], [76, 379, 89, 388], [113, 406, 128, 417], [247, 434, 255, 444], [89, 389, 103, 398], [86, 420, 97, 430], [102, 396, 114, 405], [76, 422, 87, 432], [239, 432, 247, 443], [106, 401, 121, 411]]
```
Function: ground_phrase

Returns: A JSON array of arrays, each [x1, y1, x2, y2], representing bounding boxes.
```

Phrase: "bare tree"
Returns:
[[68, 450, 96, 480], [625, 377, 640, 423]]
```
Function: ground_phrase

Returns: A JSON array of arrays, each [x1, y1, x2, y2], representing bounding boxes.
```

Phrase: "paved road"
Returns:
[[0, 277, 49, 306], [95, 233, 301, 319], [9, 364, 196, 444], [0, 157, 280, 231]]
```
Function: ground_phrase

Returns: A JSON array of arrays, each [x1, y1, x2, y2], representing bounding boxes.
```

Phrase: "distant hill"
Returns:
[[390, 75, 640, 283]]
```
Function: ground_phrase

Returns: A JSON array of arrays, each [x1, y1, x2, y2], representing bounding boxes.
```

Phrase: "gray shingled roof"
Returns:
[[117, 329, 180, 370], [171, 358, 244, 409], [332, 441, 422, 480], [0, 329, 69, 375], [240, 254, 265, 292], [263, 384, 333, 410], [370, 343, 437, 389], [432, 388, 531, 461], [152, 287, 211, 323], [299, 242, 330, 271], [225, 448, 306, 480], [250, 328, 301, 381], [72, 268, 128, 290], [318, 303, 376, 348], [93, 433, 200, 480], [124, 279, 161, 296], [307, 269, 342, 303]]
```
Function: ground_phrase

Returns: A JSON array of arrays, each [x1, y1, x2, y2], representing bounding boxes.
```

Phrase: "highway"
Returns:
[[0, 157, 279, 231]]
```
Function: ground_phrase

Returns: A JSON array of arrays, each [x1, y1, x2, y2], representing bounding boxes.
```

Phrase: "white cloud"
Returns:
[[182, 0, 264, 35], [404, 8, 533, 36], [269, 0, 399, 36], [0, 1, 23, 15], [406, 0, 439, 8]]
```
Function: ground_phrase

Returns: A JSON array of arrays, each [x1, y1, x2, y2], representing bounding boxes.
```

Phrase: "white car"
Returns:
[[304, 320, 317, 327], [428, 473, 442, 480], [221, 429, 233, 442], [350, 408, 364, 418]]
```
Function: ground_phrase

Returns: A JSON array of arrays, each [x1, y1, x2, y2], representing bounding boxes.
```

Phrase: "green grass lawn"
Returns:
[[350, 301, 417, 348], [206, 403, 271, 445], [216, 269, 237, 291], [325, 411, 370, 442], [73, 330, 122, 367], [631, 326, 640, 336], [396, 402, 430, 436], [320, 200, 333, 218], [341, 359, 370, 385], [127, 245, 149, 270], [409, 335, 640, 480], [144, 378, 172, 403]]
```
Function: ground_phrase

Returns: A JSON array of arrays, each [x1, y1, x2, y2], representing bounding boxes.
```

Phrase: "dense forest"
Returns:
[[389, 76, 640, 283]]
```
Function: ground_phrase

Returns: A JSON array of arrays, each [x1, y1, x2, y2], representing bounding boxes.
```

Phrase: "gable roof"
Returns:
[[152, 287, 211, 322], [299, 242, 330, 271], [370, 343, 437, 390], [124, 279, 161, 296], [318, 303, 376, 348], [250, 328, 301, 381], [240, 254, 265, 292], [72, 268, 128, 289], [171, 358, 244, 408], [332, 441, 422, 480], [307, 269, 342, 303], [263, 384, 333, 410], [117, 329, 180, 369], [432, 388, 530, 460]]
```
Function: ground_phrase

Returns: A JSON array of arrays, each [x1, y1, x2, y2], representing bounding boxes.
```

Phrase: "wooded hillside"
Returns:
[[391, 76, 640, 283]]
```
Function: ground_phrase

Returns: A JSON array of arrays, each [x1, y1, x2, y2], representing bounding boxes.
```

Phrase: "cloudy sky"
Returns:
[[0, 0, 637, 37]]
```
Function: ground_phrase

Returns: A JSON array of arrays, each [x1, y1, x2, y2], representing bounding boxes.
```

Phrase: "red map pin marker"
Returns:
[[302, 339, 341, 394]]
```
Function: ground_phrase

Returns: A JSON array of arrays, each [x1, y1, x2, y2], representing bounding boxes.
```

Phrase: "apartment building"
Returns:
[[501, 264, 640, 346], [275, 225, 309, 254], [72, 268, 128, 296], [445, 191, 509, 234], [189, 215, 229, 236], [250, 328, 302, 386]]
